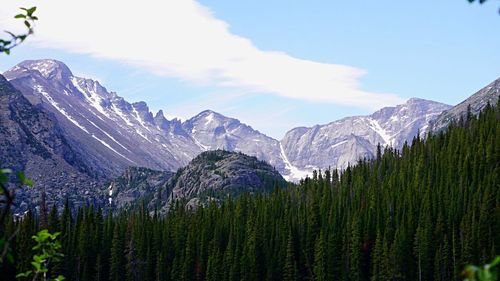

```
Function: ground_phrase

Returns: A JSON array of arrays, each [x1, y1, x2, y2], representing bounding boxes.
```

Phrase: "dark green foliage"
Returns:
[[0, 102, 498, 280]]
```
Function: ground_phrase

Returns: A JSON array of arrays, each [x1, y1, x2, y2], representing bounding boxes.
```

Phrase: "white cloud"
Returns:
[[1, 0, 404, 109]]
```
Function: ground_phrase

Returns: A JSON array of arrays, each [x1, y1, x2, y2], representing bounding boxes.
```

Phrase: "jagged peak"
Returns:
[[132, 101, 150, 112], [155, 109, 165, 119]]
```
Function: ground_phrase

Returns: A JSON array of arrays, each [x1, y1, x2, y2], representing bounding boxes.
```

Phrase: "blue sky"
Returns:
[[0, 0, 499, 139]]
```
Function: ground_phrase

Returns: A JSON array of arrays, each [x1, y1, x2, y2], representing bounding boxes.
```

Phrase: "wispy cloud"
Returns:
[[1, 0, 404, 109]]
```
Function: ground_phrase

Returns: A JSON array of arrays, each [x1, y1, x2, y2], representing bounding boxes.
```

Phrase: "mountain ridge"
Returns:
[[430, 77, 500, 132], [3, 59, 460, 182]]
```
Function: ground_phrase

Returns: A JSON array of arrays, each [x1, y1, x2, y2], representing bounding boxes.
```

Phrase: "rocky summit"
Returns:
[[107, 150, 287, 212]]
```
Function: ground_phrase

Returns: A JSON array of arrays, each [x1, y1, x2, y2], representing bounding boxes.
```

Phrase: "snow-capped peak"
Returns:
[[15, 59, 73, 79]]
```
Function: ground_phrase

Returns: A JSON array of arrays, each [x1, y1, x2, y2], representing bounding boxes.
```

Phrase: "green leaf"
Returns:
[[31, 261, 41, 271], [27, 7, 37, 16], [16, 271, 32, 278], [24, 20, 31, 28], [14, 14, 26, 19], [17, 172, 33, 186]]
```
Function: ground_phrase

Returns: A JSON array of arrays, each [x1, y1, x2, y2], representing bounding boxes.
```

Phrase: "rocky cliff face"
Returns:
[[0, 74, 103, 212], [106, 167, 174, 210], [430, 77, 500, 133]]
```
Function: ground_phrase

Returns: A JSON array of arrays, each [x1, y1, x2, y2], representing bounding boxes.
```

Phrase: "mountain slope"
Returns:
[[4, 59, 199, 177], [0, 74, 102, 211], [430, 77, 500, 132], [106, 167, 174, 210], [281, 98, 451, 172]]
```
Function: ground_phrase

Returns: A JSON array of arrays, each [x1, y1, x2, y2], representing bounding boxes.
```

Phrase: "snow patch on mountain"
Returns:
[[35, 84, 90, 134], [367, 118, 393, 146], [280, 143, 310, 181]]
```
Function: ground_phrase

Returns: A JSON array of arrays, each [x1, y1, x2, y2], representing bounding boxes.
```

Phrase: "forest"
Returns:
[[0, 101, 498, 281]]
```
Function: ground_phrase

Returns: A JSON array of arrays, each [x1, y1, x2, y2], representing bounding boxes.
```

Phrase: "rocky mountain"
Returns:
[[168, 150, 287, 200], [3, 59, 457, 183], [107, 150, 287, 212], [0, 74, 103, 212], [430, 77, 500, 132], [4, 60, 287, 179], [281, 98, 452, 172], [4, 60, 197, 177], [182, 110, 285, 172]]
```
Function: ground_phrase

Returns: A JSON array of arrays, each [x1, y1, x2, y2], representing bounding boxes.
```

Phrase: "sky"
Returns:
[[0, 0, 499, 139]]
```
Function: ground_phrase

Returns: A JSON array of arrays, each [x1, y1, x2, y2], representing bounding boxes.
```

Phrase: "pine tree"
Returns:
[[109, 223, 125, 281], [313, 231, 327, 281], [283, 231, 298, 281]]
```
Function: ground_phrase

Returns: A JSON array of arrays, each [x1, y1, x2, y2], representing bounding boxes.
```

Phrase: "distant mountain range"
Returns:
[[1, 59, 498, 212], [4, 59, 477, 183]]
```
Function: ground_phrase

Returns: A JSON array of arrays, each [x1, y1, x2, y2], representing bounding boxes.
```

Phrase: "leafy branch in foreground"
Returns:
[[462, 256, 500, 281], [0, 7, 38, 55], [467, 0, 500, 13], [16, 230, 65, 281]]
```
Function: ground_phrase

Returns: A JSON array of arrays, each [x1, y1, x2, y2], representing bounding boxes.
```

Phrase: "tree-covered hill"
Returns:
[[1, 99, 498, 281]]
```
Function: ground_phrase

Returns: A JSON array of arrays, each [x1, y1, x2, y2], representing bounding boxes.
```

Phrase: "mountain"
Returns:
[[4, 59, 286, 179], [430, 77, 500, 132], [3, 59, 454, 183], [281, 98, 451, 172], [168, 150, 287, 200], [0, 74, 102, 211], [4, 60, 197, 177], [182, 110, 285, 172], [107, 150, 287, 212]]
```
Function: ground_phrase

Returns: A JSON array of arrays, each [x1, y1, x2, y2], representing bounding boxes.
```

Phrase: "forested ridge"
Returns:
[[1, 101, 499, 281]]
